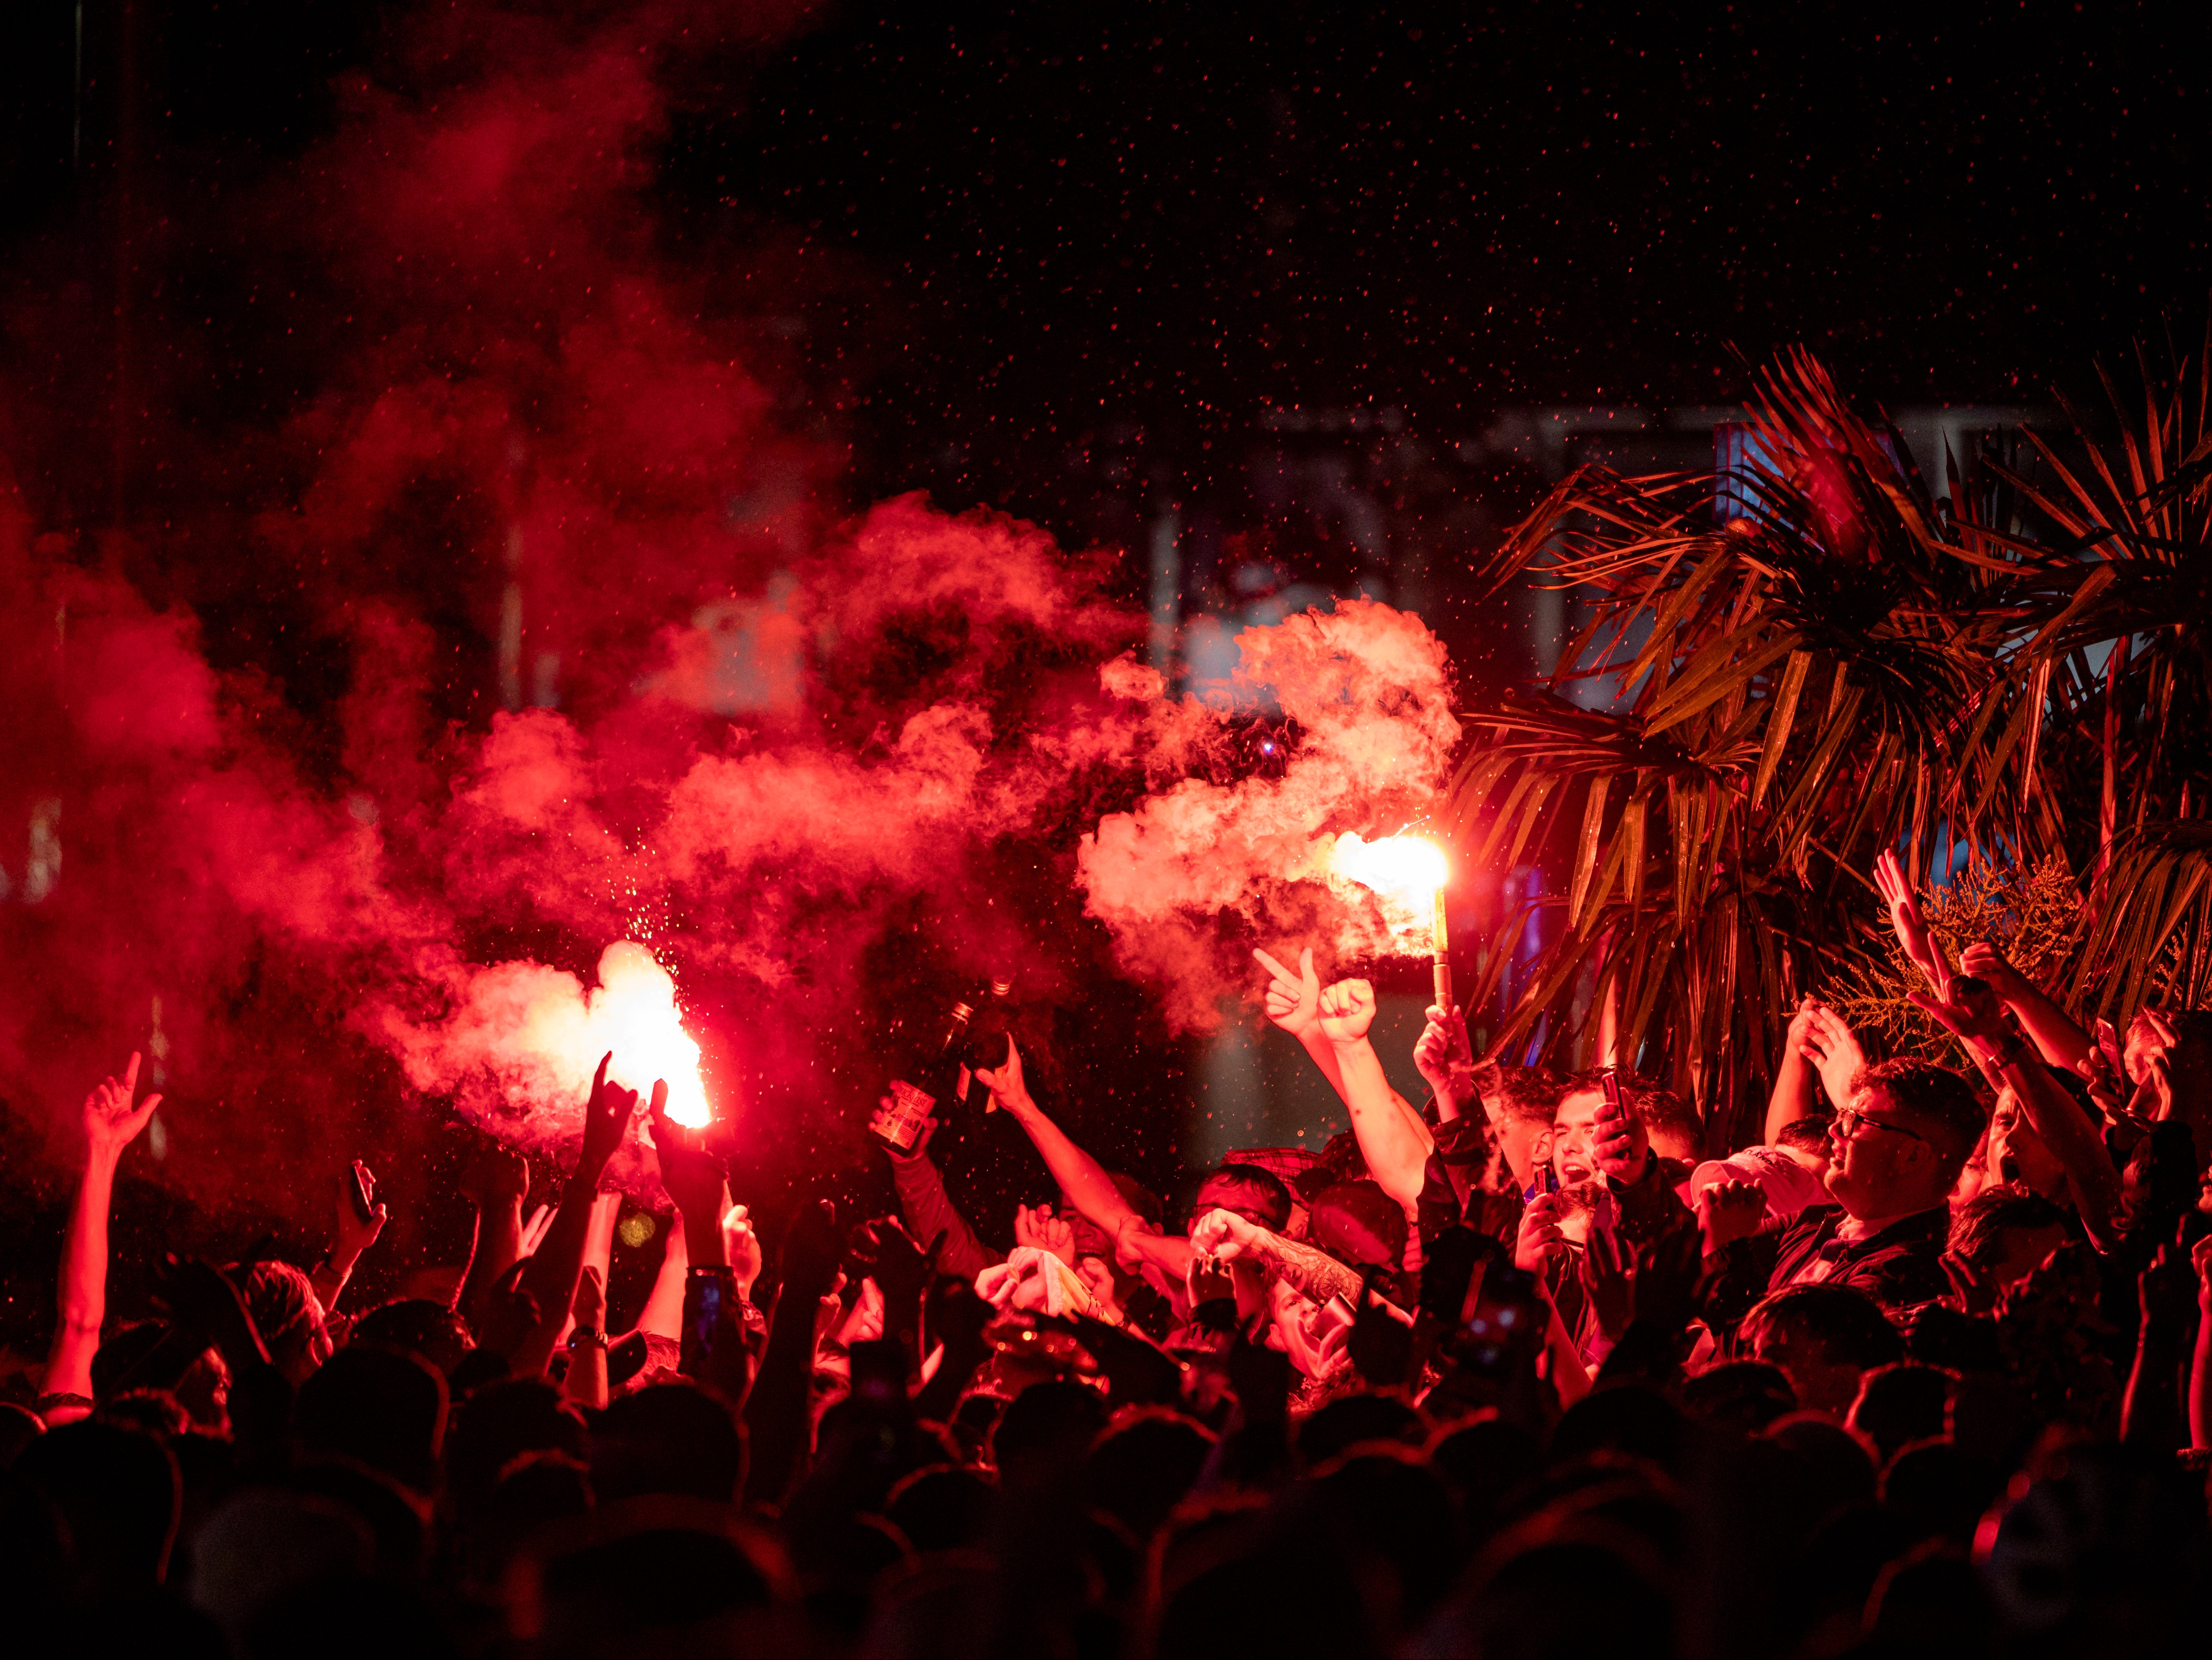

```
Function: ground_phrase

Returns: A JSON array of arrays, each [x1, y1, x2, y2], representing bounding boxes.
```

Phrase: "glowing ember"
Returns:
[[1327, 831, 1449, 956], [578, 942, 713, 1127]]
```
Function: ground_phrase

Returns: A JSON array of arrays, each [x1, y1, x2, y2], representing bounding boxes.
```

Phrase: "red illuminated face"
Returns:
[[1549, 1087, 1645, 1187]]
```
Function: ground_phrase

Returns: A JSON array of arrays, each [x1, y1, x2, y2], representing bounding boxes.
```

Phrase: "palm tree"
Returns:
[[1444, 330, 2212, 1144]]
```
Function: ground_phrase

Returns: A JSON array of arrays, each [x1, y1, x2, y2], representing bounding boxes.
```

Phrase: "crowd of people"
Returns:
[[5, 849, 2211, 1657]]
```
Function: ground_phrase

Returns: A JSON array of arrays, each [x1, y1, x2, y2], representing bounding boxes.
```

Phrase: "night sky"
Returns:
[[3, 1, 2206, 522]]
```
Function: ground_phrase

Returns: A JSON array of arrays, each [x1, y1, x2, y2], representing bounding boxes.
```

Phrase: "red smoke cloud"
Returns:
[[0, 5, 1464, 1247], [1077, 599, 1463, 1032]]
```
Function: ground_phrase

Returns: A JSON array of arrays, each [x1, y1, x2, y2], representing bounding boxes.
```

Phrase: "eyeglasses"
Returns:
[[1831, 1106, 1929, 1146]]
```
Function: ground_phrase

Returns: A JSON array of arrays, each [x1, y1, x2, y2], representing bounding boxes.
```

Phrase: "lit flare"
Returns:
[[584, 941, 712, 1127], [1328, 831, 1453, 1003]]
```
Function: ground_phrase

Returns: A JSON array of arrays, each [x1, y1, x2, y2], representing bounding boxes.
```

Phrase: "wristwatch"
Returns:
[[1987, 1031, 2030, 1068], [566, 1328, 609, 1352]]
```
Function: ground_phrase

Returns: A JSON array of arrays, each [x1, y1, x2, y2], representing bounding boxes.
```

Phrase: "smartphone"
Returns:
[[348, 1160, 377, 1225], [1599, 1068, 1625, 1122], [1521, 1163, 1561, 1204], [1463, 1263, 1547, 1380], [1315, 1292, 1358, 1341], [2094, 1018, 2123, 1076]]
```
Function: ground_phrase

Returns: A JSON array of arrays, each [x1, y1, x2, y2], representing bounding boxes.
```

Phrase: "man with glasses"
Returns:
[[1701, 1057, 1987, 1334]]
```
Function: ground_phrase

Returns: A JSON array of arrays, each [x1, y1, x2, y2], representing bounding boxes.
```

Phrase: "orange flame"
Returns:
[[1327, 831, 1449, 956], [582, 941, 713, 1127]]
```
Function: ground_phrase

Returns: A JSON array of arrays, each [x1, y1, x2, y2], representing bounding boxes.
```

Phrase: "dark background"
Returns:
[[0, 1, 2205, 1341], [3, 1, 2205, 531]]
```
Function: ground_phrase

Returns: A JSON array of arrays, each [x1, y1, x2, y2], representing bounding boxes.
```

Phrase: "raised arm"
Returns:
[[1875, 848, 1953, 990], [978, 1042, 1139, 1241], [868, 1104, 999, 1283], [1413, 1001, 1478, 1124], [1258, 947, 1435, 1152], [1255, 945, 1352, 1099], [1960, 940, 2094, 1076], [2190, 1235, 2212, 1450], [1317, 978, 1433, 1214], [1190, 1208, 1362, 1307], [509, 1055, 639, 1379], [1911, 980, 2122, 1247], [310, 1164, 388, 1318], [40, 1055, 161, 1421], [456, 1145, 530, 1324], [1764, 998, 1822, 1144]]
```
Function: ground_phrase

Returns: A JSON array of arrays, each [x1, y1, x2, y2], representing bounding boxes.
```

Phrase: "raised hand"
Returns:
[[1012, 1202, 1078, 1267], [1874, 848, 1950, 987], [1799, 1001, 1869, 1111], [81, 1053, 160, 1166], [578, 1054, 645, 1180], [572, 1262, 606, 1330], [1254, 945, 1323, 1039], [1783, 995, 1819, 1056], [2136, 1007, 2181, 1099], [1695, 1178, 1767, 1255], [720, 1200, 763, 1296], [332, 1163, 388, 1262], [1188, 1206, 1263, 1268], [649, 1086, 726, 1221], [868, 1096, 938, 1156], [1591, 1079, 1642, 1183], [1906, 974, 2010, 1050], [1959, 940, 2029, 1004], [972, 1039, 1030, 1114], [1414, 1002, 1475, 1103], [647, 1084, 727, 1273], [519, 1203, 555, 1256], [858, 1216, 937, 1350], [1317, 977, 1378, 1046], [1514, 1192, 1567, 1273]]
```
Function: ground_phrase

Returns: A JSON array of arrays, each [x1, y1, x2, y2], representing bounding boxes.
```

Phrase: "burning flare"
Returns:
[[574, 942, 713, 1127], [1328, 832, 1448, 944]]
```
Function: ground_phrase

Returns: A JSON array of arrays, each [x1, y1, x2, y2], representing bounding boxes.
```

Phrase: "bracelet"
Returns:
[[566, 1328, 609, 1351], [1987, 1031, 2030, 1068]]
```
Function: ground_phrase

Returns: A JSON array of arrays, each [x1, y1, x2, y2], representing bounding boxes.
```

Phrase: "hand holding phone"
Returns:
[[348, 1159, 377, 1226]]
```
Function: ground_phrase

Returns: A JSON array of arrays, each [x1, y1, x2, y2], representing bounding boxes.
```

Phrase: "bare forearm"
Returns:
[[458, 1201, 524, 1323], [1332, 1039, 1431, 1209], [513, 1175, 601, 1376], [2003, 983, 2094, 1075], [554, 1194, 621, 1349], [565, 1342, 609, 1410], [2123, 1324, 2187, 1449], [1255, 1233, 1362, 1307], [2002, 1054, 2122, 1237], [2190, 1308, 2212, 1450], [1297, 1029, 1351, 1102], [634, 1217, 689, 1340], [43, 1157, 118, 1399], [1005, 1097, 1136, 1237], [1764, 1051, 1815, 1146]]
